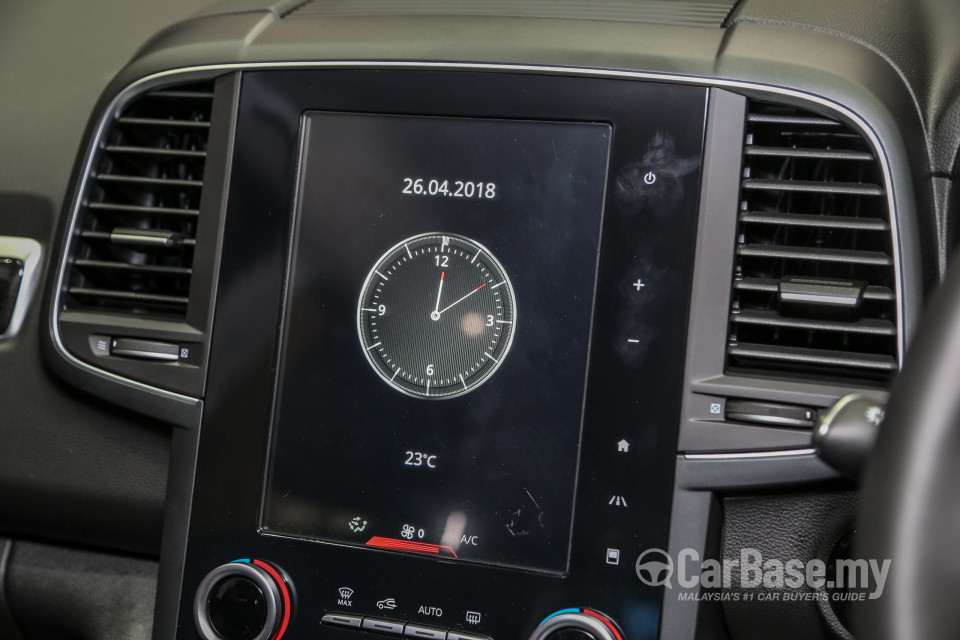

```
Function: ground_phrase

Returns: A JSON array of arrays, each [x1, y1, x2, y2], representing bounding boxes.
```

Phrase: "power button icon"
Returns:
[[643, 171, 657, 185]]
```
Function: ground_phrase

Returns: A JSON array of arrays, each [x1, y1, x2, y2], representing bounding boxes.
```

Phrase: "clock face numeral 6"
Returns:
[[357, 232, 517, 399]]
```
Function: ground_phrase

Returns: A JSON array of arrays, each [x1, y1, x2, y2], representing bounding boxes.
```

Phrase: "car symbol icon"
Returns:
[[377, 598, 397, 610]]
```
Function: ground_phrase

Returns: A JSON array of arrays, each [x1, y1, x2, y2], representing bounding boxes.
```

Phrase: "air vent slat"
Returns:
[[68, 287, 189, 306], [741, 179, 884, 197], [728, 343, 897, 372], [104, 145, 207, 159], [88, 202, 199, 217], [733, 277, 895, 302], [73, 259, 193, 276], [737, 245, 893, 266], [746, 114, 841, 126], [739, 212, 889, 231], [731, 309, 896, 336], [744, 147, 874, 161], [116, 117, 211, 129], [95, 174, 203, 189], [64, 80, 213, 318], [727, 99, 898, 384], [147, 90, 215, 99]]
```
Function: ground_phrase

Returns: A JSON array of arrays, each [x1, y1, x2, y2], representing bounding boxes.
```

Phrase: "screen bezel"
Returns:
[[178, 68, 707, 640]]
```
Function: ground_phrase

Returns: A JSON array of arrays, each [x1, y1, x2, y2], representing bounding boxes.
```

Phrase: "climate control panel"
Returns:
[[194, 565, 622, 640]]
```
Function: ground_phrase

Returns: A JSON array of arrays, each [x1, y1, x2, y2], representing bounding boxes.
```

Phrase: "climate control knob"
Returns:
[[194, 559, 292, 640], [530, 610, 623, 640]]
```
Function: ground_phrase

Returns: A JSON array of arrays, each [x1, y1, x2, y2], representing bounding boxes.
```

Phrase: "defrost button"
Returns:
[[322, 614, 363, 629]]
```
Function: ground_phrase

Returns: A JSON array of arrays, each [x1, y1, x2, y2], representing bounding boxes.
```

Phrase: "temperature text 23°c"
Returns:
[[404, 451, 438, 468]]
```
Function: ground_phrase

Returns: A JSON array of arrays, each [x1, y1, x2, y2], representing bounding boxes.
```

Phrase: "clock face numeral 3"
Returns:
[[357, 232, 517, 399]]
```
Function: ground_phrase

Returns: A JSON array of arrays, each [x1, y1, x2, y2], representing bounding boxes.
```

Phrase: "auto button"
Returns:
[[404, 624, 447, 640]]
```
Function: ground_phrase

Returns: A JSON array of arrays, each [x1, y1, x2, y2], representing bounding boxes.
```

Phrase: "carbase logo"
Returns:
[[635, 549, 675, 587], [635, 548, 890, 600]]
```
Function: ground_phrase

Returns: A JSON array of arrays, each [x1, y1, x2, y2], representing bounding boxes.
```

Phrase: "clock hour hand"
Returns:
[[430, 271, 445, 321]]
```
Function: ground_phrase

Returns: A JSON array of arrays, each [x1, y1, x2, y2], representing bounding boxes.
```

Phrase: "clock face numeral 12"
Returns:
[[357, 232, 517, 399]]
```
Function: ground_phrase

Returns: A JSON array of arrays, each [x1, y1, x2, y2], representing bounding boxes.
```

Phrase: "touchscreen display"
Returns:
[[262, 112, 611, 574]]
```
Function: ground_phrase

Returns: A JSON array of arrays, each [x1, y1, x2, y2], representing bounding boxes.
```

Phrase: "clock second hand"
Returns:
[[430, 271, 445, 321], [438, 282, 487, 316]]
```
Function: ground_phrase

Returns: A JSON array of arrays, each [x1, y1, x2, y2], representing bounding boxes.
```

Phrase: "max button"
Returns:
[[322, 614, 363, 629]]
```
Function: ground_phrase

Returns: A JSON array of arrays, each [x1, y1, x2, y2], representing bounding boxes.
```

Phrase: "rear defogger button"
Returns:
[[448, 632, 490, 640]]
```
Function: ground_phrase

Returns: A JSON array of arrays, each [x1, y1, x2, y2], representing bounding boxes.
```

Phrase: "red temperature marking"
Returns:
[[583, 610, 623, 640], [253, 560, 291, 640], [365, 536, 459, 558]]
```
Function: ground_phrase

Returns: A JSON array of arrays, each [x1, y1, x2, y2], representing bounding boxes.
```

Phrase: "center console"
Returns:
[[178, 69, 707, 640]]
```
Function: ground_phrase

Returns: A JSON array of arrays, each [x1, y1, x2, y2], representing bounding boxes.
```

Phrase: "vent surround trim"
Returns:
[[50, 71, 226, 406], [48, 62, 905, 406]]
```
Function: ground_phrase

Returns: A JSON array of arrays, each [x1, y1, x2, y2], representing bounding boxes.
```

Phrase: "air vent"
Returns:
[[64, 82, 214, 319], [726, 100, 898, 384]]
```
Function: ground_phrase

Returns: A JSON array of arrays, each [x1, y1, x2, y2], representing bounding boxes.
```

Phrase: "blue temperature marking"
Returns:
[[540, 609, 580, 625], [231, 558, 251, 563]]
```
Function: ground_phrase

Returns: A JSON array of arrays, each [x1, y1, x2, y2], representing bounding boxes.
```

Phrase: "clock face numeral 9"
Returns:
[[357, 232, 516, 399]]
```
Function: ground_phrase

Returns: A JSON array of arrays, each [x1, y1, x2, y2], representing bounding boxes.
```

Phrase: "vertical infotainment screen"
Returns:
[[262, 112, 611, 574]]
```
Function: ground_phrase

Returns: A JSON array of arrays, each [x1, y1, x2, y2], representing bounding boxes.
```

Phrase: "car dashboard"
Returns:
[[0, 1, 958, 640]]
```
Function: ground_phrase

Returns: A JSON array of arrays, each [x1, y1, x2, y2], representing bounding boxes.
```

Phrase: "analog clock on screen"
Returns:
[[357, 232, 516, 399]]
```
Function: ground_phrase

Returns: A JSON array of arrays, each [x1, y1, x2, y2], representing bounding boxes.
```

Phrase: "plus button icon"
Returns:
[[633, 279, 646, 291]]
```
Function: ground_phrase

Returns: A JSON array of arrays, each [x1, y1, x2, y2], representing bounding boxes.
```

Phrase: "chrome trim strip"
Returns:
[[110, 348, 181, 362], [0, 237, 42, 341], [684, 448, 817, 461], [51, 60, 905, 405]]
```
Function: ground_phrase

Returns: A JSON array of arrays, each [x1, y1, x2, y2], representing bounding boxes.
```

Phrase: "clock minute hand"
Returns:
[[438, 282, 487, 315]]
